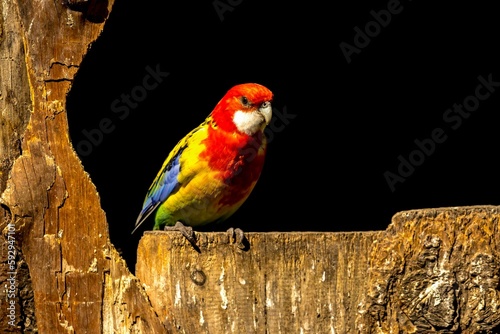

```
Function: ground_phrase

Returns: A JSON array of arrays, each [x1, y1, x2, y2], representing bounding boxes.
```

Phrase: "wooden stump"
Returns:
[[136, 231, 380, 333], [135, 206, 500, 334]]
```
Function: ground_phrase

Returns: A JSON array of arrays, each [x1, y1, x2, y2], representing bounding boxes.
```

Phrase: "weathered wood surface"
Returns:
[[136, 206, 500, 334], [0, 0, 168, 333], [136, 231, 381, 333], [0, 1, 36, 332], [358, 206, 500, 333]]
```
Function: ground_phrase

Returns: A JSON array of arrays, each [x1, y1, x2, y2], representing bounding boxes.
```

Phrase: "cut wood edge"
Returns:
[[135, 205, 500, 333]]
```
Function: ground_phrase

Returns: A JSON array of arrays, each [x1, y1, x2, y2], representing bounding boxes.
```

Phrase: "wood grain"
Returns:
[[136, 206, 500, 333], [136, 230, 381, 333], [0, 1, 168, 332]]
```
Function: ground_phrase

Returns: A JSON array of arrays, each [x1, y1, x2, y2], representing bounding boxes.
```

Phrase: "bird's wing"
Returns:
[[132, 123, 206, 234], [132, 152, 182, 234]]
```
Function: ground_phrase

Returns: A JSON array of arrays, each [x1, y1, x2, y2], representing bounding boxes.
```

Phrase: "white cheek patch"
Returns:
[[233, 110, 265, 135]]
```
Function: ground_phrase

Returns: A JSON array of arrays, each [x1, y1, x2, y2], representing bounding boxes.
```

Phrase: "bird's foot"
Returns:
[[226, 227, 246, 250], [165, 221, 196, 246]]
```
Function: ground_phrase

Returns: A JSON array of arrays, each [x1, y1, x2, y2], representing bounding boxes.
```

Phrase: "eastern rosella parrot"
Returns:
[[132, 83, 273, 248]]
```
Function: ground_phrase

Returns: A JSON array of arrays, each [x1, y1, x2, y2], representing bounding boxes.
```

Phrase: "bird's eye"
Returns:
[[240, 96, 250, 106]]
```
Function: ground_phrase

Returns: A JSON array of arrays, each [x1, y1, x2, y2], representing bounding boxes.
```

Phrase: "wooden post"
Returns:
[[135, 206, 500, 333], [136, 231, 381, 333]]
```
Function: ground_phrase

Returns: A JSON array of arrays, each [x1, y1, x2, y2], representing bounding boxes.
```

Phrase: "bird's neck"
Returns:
[[209, 125, 266, 152], [200, 126, 267, 173]]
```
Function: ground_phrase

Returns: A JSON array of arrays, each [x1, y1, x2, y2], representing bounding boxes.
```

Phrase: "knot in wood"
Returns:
[[190, 269, 206, 286]]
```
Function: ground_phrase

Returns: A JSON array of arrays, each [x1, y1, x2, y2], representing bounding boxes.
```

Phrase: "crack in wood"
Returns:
[[358, 206, 500, 333]]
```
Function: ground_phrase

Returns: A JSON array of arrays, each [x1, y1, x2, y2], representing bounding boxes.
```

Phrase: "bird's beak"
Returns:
[[259, 101, 272, 126]]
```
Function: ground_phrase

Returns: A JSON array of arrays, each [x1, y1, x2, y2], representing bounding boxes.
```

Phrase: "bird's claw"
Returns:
[[165, 221, 197, 247], [226, 227, 246, 249]]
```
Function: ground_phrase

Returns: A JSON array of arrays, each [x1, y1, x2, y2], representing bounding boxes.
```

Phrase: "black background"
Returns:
[[67, 1, 500, 270]]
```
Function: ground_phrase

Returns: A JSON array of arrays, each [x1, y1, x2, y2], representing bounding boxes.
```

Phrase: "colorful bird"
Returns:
[[132, 83, 273, 248]]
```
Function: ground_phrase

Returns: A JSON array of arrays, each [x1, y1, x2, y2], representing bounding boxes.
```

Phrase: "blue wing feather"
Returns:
[[132, 121, 207, 234], [132, 152, 182, 233]]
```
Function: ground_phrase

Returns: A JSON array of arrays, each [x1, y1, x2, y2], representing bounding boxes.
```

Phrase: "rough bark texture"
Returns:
[[136, 206, 500, 334], [357, 206, 500, 333], [0, 1, 36, 332], [0, 1, 167, 333]]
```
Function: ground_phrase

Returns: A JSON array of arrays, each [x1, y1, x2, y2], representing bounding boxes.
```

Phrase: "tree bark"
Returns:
[[0, 1, 168, 333]]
